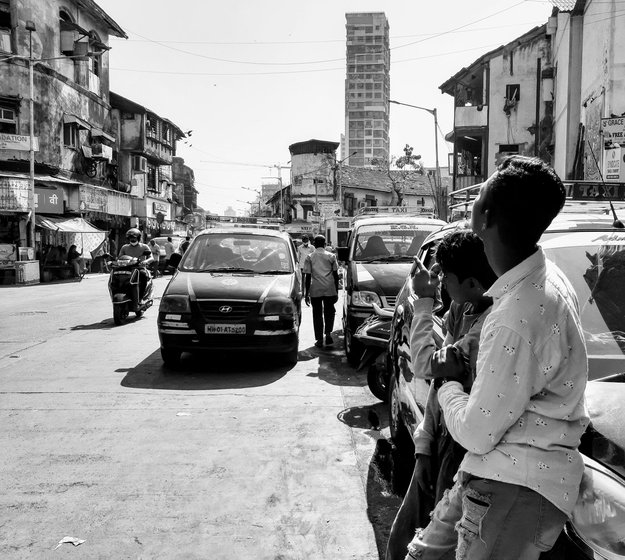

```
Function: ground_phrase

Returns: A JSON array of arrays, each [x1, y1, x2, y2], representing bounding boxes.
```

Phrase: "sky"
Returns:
[[98, 0, 554, 215]]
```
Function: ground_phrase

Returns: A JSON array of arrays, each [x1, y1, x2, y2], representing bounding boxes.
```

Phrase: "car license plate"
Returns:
[[205, 324, 246, 335]]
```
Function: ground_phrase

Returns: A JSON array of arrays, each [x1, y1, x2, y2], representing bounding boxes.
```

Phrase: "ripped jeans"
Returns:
[[405, 472, 567, 560]]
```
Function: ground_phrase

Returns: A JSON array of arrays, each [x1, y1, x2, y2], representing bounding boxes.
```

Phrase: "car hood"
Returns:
[[583, 379, 625, 477], [353, 262, 411, 295], [166, 271, 295, 301]]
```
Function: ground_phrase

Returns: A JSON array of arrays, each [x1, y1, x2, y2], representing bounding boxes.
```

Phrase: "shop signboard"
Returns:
[[602, 117, 625, 142], [0, 177, 30, 211], [35, 185, 63, 214], [0, 133, 39, 151], [79, 185, 107, 212]]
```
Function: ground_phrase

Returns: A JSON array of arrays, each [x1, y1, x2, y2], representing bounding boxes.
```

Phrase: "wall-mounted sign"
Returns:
[[0, 177, 30, 211], [153, 201, 168, 214], [0, 133, 39, 151], [602, 117, 625, 142], [604, 146, 625, 182], [35, 185, 63, 214], [79, 185, 107, 212]]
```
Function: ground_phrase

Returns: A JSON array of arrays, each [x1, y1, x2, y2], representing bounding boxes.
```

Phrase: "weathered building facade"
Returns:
[[440, 25, 551, 195], [109, 92, 185, 239], [0, 0, 127, 280]]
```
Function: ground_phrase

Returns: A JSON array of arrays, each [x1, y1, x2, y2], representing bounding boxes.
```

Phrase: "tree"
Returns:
[[373, 144, 424, 206]]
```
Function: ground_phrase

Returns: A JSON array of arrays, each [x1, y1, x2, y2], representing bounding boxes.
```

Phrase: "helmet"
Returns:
[[126, 228, 141, 240]]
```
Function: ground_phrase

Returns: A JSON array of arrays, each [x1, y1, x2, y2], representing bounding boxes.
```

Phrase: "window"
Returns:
[[506, 84, 520, 102], [63, 123, 78, 148], [59, 10, 75, 55], [0, 0, 11, 53], [0, 107, 16, 133], [146, 164, 158, 191]]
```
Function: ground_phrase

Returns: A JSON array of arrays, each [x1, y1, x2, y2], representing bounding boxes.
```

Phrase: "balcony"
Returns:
[[455, 105, 488, 128]]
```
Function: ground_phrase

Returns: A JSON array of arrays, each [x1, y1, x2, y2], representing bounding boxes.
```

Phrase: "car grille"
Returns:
[[196, 300, 255, 322], [383, 295, 397, 307]]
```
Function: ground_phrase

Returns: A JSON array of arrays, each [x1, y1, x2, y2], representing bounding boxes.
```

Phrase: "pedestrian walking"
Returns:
[[296, 235, 314, 274], [303, 234, 339, 348], [164, 236, 175, 269], [404, 156, 589, 560], [149, 239, 161, 277]]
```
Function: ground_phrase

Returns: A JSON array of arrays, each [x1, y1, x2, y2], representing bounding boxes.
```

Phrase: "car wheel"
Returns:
[[367, 361, 388, 402], [161, 347, 182, 368], [344, 327, 362, 367], [388, 373, 415, 495], [284, 345, 299, 365]]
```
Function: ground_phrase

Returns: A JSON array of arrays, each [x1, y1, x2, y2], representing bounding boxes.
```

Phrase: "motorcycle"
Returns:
[[107, 255, 154, 325], [354, 302, 394, 402]]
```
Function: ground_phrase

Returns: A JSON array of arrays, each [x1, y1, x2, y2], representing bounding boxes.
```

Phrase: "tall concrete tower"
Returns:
[[344, 12, 390, 168]]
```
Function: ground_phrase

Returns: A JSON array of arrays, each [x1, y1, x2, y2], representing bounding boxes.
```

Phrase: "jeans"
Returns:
[[310, 295, 337, 342], [406, 472, 567, 560]]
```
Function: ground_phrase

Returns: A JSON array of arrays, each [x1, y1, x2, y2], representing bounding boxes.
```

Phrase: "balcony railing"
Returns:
[[454, 105, 488, 128]]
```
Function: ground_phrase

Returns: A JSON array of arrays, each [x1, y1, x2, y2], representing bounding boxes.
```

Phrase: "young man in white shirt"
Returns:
[[297, 235, 314, 273], [405, 156, 589, 560]]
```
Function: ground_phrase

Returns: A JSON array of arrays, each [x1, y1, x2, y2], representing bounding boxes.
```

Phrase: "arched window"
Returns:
[[59, 10, 75, 55], [88, 31, 103, 76]]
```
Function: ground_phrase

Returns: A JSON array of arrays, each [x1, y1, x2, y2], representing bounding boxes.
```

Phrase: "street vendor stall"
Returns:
[[36, 216, 108, 281]]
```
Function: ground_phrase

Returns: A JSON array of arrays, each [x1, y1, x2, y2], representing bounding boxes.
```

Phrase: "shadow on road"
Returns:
[[337, 401, 389, 432], [119, 348, 291, 390]]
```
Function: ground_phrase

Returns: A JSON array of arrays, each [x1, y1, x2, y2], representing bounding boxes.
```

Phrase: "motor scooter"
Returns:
[[354, 302, 394, 402], [107, 255, 154, 325]]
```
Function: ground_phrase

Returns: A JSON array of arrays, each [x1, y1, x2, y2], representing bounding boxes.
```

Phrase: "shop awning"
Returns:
[[91, 128, 116, 143], [0, 171, 82, 185], [35, 215, 107, 234]]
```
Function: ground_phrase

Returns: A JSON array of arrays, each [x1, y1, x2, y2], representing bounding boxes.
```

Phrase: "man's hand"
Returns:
[[410, 259, 441, 300], [431, 345, 466, 383], [414, 454, 434, 498]]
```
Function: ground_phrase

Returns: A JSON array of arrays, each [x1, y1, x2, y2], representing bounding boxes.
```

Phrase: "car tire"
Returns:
[[388, 373, 415, 496], [367, 361, 389, 402], [161, 347, 182, 368], [344, 327, 362, 367]]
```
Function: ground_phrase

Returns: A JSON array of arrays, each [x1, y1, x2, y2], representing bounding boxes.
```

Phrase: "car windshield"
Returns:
[[353, 223, 439, 261], [180, 233, 294, 273], [540, 230, 625, 360]]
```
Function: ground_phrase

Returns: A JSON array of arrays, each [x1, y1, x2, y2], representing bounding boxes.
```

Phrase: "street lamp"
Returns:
[[389, 99, 443, 219], [242, 186, 262, 216]]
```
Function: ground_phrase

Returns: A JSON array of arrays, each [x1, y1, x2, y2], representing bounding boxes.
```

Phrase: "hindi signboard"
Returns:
[[35, 186, 63, 214], [0, 133, 39, 151]]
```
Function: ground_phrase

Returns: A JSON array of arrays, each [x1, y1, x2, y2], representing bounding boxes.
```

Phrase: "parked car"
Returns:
[[151, 236, 184, 273], [157, 228, 302, 367], [387, 212, 625, 558], [337, 213, 445, 365]]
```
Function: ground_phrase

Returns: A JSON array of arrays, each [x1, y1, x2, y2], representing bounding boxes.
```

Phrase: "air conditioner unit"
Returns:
[[132, 155, 147, 173], [358, 201, 367, 209]]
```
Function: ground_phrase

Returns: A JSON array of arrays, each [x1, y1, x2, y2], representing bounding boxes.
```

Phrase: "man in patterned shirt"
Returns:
[[405, 156, 589, 560]]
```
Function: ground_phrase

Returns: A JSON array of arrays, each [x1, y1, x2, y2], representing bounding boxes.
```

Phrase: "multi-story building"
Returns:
[[0, 0, 127, 281], [172, 156, 199, 234], [344, 12, 390, 168], [109, 92, 185, 240], [440, 24, 551, 201]]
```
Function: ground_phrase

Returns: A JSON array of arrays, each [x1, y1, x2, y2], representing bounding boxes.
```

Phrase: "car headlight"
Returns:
[[260, 297, 296, 316], [569, 462, 625, 557], [159, 295, 191, 313], [352, 290, 382, 307]]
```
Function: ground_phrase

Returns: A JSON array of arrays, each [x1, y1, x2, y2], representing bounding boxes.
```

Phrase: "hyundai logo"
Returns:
[[219, 306, 233, 314]]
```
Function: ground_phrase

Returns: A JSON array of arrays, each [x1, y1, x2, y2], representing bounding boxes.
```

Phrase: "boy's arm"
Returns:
[[412, 384, 439, 455]]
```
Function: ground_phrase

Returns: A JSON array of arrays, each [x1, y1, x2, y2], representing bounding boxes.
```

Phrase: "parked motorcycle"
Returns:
[[108, 255, 154, 325], [354, 302, 393, 401]]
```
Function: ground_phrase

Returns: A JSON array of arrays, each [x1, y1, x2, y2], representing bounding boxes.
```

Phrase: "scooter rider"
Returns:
[[118, 228, 153, 299]]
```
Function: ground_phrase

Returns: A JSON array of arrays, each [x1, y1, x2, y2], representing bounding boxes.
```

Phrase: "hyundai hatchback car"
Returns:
[[337, 214, 445, 365], [157, 228, 301, 367], [387, 212, 625, 558]]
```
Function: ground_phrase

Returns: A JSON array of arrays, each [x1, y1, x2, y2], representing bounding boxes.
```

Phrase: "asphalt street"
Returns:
[[0, 274, 400, 559]]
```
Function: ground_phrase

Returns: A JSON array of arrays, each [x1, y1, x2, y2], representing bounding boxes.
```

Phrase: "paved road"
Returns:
[[0, 275, 399, 559]]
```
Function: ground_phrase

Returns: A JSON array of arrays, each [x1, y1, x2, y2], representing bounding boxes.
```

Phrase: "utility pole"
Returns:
[[268, 163, 290, 221], [27, 20, 36, 249], [334, 151, 357, 216]]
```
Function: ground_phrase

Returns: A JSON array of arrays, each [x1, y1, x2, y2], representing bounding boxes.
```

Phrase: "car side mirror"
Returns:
[[337, 247, 349, 262], [169, 253, 182, 269]]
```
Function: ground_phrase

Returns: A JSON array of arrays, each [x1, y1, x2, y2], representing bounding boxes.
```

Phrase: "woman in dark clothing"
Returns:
[[67, 244, 84, 277]]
